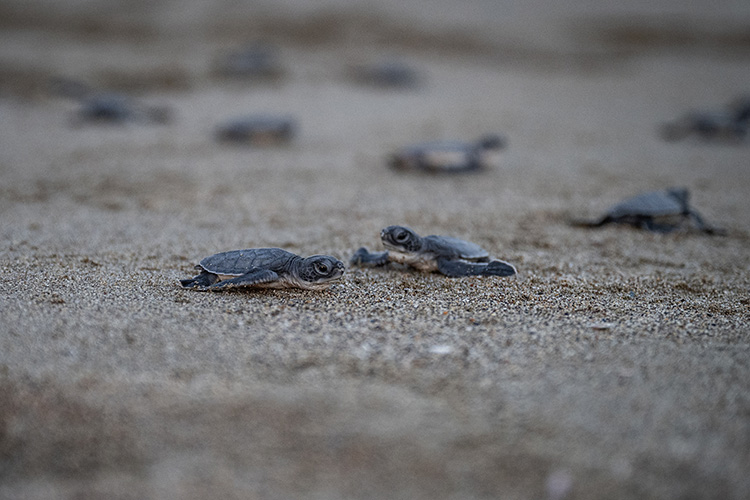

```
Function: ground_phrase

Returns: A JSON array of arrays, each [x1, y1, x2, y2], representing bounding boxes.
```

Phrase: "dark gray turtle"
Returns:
[[74, 92, 171, 125], [660, 110, 747, 142], [212, 43, 284, 80], [350, 225, 516, 277], [348, 60, 421, 89], [48, 77, 171, 125], [180, 248, 345, 291], [389, 135, 506, 173], [572, 187, 723, 234], [215, 115, 296, 145]]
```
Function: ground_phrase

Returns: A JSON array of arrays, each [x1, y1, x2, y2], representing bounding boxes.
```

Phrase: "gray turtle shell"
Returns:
[[198, 248, 295, 275], [214, 44, 283, 79], [350, 60, 420, 88], [661, 111, 747, 142], [421, 235, 489, 261], [76, 92, 170, 125], [79, 93, 134, 122], [390, 135, 505, 172], [215, 115, 295, 143], [606, 188, 689, 219]]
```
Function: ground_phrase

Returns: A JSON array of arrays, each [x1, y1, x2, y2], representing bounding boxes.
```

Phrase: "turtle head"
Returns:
[[666, 187, 690, 209], [298, 255, 345, 288], [381, 225, 422, 253]]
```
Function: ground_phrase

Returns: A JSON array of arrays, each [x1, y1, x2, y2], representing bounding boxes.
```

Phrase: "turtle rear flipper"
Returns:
[[350, 247, 389, 267], [485, 260, 517, 276], [207, 269, 279, 291], [568, 216, 610, 228], [683, 208, 725, 235], [180, 271, 220, 289], [437, 258, 516, 277]]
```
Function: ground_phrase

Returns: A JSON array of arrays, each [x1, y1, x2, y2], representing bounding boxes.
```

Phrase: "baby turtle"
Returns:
[[348, 60, 421, 89], [74, 92, 171, 125], [571, 187, 723, 234], [215, 115, 296, 145], [350, 225, 517, 277], [180, 248, 345, 291], [389, 135, 506, 173], [212, 43, 284, 81], [660, 111, 747, 143]]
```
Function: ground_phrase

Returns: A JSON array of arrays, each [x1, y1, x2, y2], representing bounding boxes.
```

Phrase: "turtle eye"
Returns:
[[395, 231, 409, 242], [315, 262, 329, 274]]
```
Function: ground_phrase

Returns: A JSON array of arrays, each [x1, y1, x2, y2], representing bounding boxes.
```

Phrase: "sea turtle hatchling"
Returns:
[[76, 92, 171, 125], [350, 225, 517, 277], [659, 111, 747, 142], [348, 59, 421, 89], [212, 43, 284, 80], [48, 78, 171, 125], [180, 248, 345, 291], [571, 187, 723, 234], [215, 115, 296, 145], [389, 135, 506, 173], [660, 95, 750, 143]]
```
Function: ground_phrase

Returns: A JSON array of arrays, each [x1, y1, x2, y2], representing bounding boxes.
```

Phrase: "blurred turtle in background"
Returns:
[[660, 111, 746, 142], [214, 115, 296, 145], [50, 77, 171, 125], [347, 59, 421, 89], [660, 95, 750, 143], [212, 43, 285, 81], [389, 135, 506, 173], [571, 187, 724, 235]]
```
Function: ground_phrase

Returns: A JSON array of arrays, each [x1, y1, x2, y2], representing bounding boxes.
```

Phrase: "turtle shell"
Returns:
[[349, 60, 420, 88], [423, 235, 489, 261], [395, 141, 477, 172], [215, 115, 295, 144], [606, 189, 688, 219], [199, 248, 294, 276], [79, 93, 133, 122]]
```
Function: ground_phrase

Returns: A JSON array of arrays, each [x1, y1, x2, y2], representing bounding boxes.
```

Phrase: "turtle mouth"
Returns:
[[381, 239, 399, 251], [324, 264, 346, 282]]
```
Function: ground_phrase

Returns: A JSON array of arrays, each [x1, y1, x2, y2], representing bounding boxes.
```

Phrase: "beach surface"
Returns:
[[1, 1, 749, 498]]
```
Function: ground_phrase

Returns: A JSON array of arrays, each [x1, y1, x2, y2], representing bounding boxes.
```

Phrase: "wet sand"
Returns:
[[1, 1, 749, 498]]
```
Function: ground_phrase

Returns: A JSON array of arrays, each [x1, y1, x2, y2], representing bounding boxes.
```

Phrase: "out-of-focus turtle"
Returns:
[[49, 78, 171, 125], [75, 93, 171, 125], [389, 135, 506, 173], [571, 187, 723, 234], [180, 248, 345, 291], [660, 111, 747, 142], [350, 225, 516, 277], [215, 115, 296, 145], [348, 60, 421, 89], [212, 44, 284, 80]]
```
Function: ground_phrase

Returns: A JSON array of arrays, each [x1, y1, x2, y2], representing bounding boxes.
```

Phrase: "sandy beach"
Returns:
[[1, 0, 749, 498]]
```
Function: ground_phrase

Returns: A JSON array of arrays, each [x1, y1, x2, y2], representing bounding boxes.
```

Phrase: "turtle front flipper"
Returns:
[[642, 218, 680, 233], [568, 216, 610, 228], [350, 247, 390, 267], [208, 269, 279, 291], [437, 258, 516, 277], [180, 271, 220, 289], [686, 209, 726, 235], [484, 259, 518, 276]]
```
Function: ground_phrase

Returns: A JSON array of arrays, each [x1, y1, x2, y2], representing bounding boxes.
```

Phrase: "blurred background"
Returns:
[[2, 0, 750, 97]]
